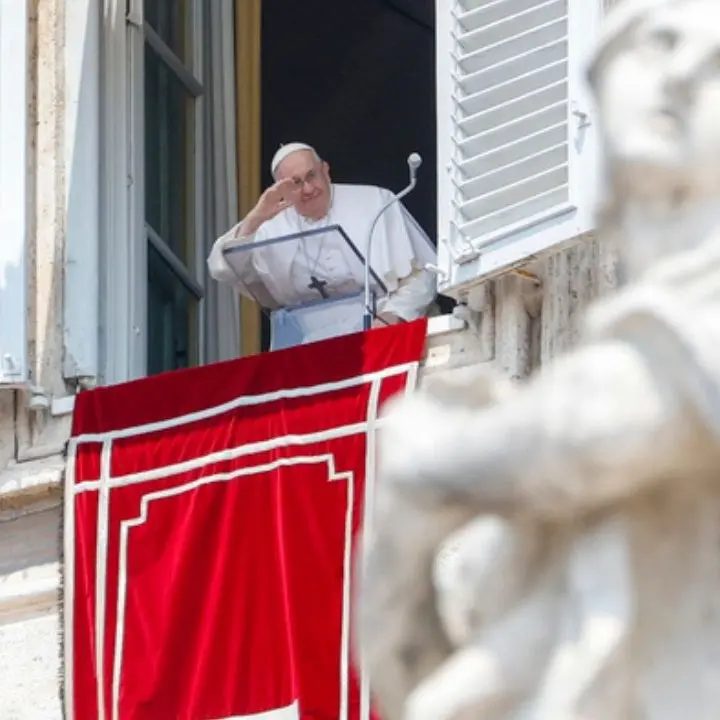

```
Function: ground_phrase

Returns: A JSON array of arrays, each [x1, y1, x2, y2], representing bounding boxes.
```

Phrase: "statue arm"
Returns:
[[382, 338, 712, 518]]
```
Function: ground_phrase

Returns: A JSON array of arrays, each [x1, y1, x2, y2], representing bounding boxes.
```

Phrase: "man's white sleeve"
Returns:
[[379, 267, 436, 321], [207, 223, 256, 287]]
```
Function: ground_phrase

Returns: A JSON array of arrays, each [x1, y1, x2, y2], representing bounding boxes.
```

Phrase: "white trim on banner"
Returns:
[[214, 702, 300, 719], [111, 454, 356, 720]]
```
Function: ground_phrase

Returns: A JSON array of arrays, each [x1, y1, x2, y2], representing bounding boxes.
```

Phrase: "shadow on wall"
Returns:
[[260, 0, 437, 241]]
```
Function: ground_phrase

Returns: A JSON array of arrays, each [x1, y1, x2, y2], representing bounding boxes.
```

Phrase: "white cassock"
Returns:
[[207, 183, 437, 349]]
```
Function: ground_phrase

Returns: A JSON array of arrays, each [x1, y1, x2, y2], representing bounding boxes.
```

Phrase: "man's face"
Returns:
[[599, 0, 720, 179], [275, 150, 332, 220]]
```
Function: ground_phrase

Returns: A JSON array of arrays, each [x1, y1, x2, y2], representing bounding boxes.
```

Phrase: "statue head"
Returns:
[[588, 0, 720, 194]]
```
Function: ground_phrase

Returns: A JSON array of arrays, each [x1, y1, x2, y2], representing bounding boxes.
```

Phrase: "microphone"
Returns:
[[363, 152, 423, 331], [407, 153, 422, 183]]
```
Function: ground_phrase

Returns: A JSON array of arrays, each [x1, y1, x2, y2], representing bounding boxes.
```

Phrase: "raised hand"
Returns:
[[237, 178, 300, 237], [253, 178, 299, 223]]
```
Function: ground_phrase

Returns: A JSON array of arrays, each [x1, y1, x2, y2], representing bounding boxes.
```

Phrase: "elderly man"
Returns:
[[208, 142, 436, 348]]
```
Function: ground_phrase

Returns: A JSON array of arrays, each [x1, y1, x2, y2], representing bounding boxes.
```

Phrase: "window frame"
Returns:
[[140, 0, 207, 374], [100, 0, 209, 384]]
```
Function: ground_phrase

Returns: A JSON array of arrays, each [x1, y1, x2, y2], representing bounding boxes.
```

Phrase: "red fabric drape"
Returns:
[[65, 321, 427, 720]]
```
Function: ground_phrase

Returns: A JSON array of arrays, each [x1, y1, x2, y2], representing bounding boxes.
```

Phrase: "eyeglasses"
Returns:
[[290, 168, 319, 188]]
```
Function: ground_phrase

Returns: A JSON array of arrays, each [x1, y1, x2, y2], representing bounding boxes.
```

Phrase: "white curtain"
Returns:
[[203, 0, 241, 363]]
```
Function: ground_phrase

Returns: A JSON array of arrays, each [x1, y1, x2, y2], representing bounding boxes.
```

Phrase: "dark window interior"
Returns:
[[260, 0, 447, 348]]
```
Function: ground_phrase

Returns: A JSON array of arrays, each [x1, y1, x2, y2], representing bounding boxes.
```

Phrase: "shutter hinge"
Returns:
[[442, 233, 481, 266], [126, 0, 142, 28], [0, 354, 25, 385], [455, 249, 481, 265], [1, 354, 22, 377], [571, 102, 592, 129]]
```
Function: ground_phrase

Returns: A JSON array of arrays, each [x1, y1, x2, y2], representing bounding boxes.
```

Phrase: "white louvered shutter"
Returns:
[[436, 0, 602, 292], [0, 0, 29, 385]]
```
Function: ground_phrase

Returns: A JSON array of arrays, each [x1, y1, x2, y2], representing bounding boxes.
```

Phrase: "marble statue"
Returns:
[[356, 1, 720, 718]]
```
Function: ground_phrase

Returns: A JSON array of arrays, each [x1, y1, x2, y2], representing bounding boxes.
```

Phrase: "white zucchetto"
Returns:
[[270, 142, 317, 177]]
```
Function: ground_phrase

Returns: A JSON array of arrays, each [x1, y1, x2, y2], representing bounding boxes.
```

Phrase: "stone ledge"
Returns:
[[0, 456, 64, 512], [0, 562, 59, 626], [426, 313, 466, 337]]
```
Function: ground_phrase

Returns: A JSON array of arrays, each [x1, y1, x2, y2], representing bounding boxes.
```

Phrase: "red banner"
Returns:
[[63, 321, 426, 720]]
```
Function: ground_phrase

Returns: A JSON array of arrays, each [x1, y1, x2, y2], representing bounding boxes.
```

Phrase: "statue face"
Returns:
[[598, 1, 720, 179]]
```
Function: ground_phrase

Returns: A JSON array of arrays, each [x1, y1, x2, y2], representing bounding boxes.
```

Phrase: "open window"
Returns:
[[436, 0, 602, 296], [258, 0, 439, 350]]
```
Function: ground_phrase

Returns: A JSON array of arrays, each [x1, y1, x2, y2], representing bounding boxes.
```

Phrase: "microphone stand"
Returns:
[[363, 153, 423, 331]]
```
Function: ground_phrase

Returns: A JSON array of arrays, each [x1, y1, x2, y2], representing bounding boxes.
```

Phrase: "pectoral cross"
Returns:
[[308, 275, 329, 299]]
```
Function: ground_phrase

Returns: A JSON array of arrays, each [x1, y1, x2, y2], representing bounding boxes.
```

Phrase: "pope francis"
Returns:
[[207, 142, 437, 348]]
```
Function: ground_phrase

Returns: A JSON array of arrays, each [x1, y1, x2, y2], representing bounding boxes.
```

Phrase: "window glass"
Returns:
[[144, 43, 195, 266], [147, 242, 198, 375]]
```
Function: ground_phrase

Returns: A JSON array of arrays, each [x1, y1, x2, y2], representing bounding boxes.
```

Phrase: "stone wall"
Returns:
[[423, 235, 620, 383], [0, 0, 71, 482], [0, 2, 68, 716]]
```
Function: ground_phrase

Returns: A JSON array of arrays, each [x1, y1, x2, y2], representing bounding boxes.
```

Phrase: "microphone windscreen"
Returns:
[[407, 152, 423, 169]]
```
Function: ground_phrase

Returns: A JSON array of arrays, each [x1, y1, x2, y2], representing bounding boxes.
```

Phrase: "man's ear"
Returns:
[[322, 160, 331, 180]]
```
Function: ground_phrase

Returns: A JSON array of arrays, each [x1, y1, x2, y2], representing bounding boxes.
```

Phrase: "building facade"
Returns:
[[0, 0, 616, 715]]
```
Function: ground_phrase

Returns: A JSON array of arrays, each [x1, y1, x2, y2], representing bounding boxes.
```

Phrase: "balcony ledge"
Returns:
[[426, 313, 466, 336], [41, 317, 467, 423], [0, 457, 64, 513], [0, 563, 59, 626], [0, 316, 469, 509]]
